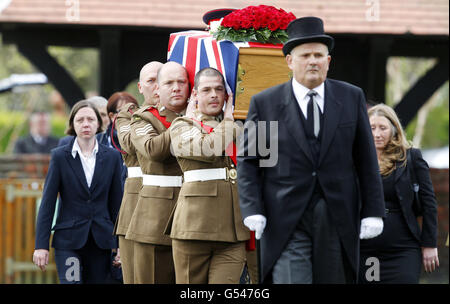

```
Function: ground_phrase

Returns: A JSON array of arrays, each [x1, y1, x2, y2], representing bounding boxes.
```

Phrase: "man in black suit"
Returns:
[[237, 17, 386, 283], [14, 111, 59, 154]]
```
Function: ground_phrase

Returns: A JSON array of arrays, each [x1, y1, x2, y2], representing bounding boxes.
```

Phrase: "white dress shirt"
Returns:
[[292, 78, 325, 119], [71, 139, 98, 188], [31, 133, 45, 145]]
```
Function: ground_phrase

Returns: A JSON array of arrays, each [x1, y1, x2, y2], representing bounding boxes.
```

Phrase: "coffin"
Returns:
[[167, 31, 291, 120], [234, 47, 291, 120]]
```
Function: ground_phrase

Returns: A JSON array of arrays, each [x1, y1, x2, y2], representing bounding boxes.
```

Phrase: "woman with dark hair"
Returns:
[[99, 92, 139, 149], [99, 92, 140, 278], [359, 103, 439, 284], [33, 100, 124, 284]]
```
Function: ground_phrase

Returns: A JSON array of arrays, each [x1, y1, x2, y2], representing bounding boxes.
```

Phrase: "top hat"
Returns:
[[202, 8, 236, 25], [282, 16, 334, 56]]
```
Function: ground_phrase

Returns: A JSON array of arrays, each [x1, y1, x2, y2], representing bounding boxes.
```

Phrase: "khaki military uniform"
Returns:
[[246, 247, 259, 284], [168, 110, 250, 284], [126, 104, 182, 284], [113, 104, 143, 284]]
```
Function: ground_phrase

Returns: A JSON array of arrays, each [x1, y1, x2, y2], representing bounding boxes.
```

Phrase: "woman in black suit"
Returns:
[[359, 103, 439, 283], [33, 100, 123, 284]]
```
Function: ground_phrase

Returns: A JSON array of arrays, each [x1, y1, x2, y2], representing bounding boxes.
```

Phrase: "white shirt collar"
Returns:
[[292, 78, 325, 117], [72, 138, 99, 159], [30, 132, 46, 145], [292, 78, 325, 101]]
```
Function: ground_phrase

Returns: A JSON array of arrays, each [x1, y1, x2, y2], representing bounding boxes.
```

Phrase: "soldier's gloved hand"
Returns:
[[359, 217, 384, 239], [244, 214, 266, 240]]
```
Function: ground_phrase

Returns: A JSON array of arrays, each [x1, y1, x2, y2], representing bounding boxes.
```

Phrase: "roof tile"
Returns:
[[0, 0, 448, 35]]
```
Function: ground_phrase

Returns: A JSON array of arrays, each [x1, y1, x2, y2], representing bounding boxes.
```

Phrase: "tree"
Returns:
[[386, 57, 449, 149]]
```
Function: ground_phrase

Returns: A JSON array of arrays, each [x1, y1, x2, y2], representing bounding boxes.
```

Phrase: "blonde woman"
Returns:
[[360, 103, 439, 283]]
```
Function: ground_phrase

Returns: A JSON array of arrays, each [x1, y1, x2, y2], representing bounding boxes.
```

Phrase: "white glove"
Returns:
[[243, 214, 267, 240], [359, 217, 384, 239]]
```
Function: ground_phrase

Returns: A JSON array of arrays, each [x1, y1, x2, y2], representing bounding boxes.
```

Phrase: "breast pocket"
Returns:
[[337, 120, 357, 144], [338, 121, 356, 128]]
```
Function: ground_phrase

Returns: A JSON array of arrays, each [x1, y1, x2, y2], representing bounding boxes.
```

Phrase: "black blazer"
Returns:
[[14, 135, 59, 154], [57, 135, 74, 147], [394, 148, 438, 247], [237, 78, 385, 281], [58, 132, 127, 189], [97, 123, 119, 149], [35, 137, 123, 250]]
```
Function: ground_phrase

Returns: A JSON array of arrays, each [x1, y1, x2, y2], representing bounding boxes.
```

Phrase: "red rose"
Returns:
[[218, 4, 296, 32], [261, 14, 271, 28], [241, 17, 252, 29], [253, 19, 262, 30], [279, 16, 289, 29], [268, 20, 279, 31], [222, 13, 234, 27], [222, 18, 230, 28]]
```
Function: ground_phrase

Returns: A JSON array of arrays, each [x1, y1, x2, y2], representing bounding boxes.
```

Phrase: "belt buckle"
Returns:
[[226, 167, 237, 181]]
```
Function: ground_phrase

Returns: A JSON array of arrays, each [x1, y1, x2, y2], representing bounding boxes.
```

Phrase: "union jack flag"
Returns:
[[167, 31, 283, 105], [168, 31, 239, 101]]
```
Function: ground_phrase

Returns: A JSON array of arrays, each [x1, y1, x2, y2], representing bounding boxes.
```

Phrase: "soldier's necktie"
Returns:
[[307, 91, 320, 137]]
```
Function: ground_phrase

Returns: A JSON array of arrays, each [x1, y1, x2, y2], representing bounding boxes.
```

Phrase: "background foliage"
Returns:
[[0, 112, 67, 153], [0, 34, 141, 153], [386, 57, 449, 148]]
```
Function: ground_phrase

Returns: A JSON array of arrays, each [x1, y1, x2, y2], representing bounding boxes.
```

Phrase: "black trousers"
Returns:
[[271, 198, 354, 284], [55, 231, 112, 284]]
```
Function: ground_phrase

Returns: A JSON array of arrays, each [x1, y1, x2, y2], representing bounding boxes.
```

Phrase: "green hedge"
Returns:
[[0, 112, 68, 154]]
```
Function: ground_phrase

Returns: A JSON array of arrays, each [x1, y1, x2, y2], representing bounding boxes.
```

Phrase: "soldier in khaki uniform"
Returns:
[[113, 61, 163, 283], [126, 61, 189, 284], [138, 61, 163, 106], [114, 103, 142, 283], [168, 67, 250, 284]]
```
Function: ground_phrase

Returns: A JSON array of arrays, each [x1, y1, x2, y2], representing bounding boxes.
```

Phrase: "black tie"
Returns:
[[307, 91, 319, 137]]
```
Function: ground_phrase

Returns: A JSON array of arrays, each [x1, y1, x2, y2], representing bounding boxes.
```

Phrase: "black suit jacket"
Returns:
[[14, 135, 59, 154], [237, 78, 385, 281], [394, 148, 438, 247], [35, 137, 123, 250], [58, 133, 127, 189], [57, 135, 74, 147]]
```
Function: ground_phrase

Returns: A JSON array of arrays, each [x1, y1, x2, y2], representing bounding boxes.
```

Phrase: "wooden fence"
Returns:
[[0, 159, 448, 284], [0, 178, 58, 284]]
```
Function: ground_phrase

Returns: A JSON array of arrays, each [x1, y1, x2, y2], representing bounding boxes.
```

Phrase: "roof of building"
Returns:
[[0, 0, 448, 35]]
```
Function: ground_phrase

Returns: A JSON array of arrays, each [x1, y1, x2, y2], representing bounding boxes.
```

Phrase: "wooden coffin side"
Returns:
[[234, 48, 291, 120]]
